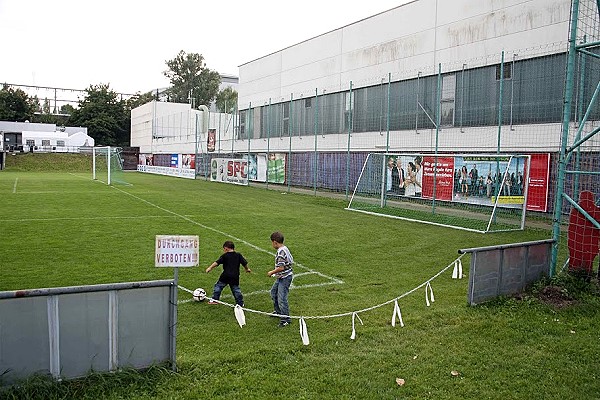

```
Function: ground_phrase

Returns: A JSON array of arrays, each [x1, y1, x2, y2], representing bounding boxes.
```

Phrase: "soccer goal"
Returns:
[[347, 153, 530, 233], [92, 146, 128, 185]]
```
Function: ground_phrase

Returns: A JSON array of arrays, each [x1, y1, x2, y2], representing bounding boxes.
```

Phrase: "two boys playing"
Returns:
[[205, 231, 293, 327]]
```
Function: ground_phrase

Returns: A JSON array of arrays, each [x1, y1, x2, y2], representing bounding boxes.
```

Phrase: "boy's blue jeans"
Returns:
[[212, 280, 244, 306], [270, 275, 293, 323]]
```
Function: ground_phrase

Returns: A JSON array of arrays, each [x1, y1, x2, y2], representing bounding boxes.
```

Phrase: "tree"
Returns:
[[42, 98, 51, 114], [60, 104, 76, 115], [163, 50, 221, 108], [0, 84, 35, 121], [69, 84, 129, 146], [125, 91, 156, 110], [215, 87, 238, 113]]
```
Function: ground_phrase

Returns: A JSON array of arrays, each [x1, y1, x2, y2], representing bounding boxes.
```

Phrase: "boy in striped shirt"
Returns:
[[267, 231, 294, 327]]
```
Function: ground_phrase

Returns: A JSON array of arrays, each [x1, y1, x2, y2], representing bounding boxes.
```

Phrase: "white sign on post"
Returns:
[[155, 235, 199, 267]]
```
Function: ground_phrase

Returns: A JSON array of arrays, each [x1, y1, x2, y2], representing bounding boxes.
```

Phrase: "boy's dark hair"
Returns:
[[223, 240, 235, 250], [270, 231, 284, 244]]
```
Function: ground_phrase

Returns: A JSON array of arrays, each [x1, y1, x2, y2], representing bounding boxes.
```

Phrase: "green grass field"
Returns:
[[1, 163, 599, 399]]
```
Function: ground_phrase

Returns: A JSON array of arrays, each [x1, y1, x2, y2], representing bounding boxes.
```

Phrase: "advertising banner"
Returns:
[[386, 154, 541, 208], [210, 158, 249, 185], [137, 165, 196, 179], [247, 153, 286, 183], [207, 129, 216, 152], [182, 154, 195, 170], [422, 156, 455, 201], [526, 153, 550, 212], [170, 154, 179, 168], [139, 153, 154, 166]]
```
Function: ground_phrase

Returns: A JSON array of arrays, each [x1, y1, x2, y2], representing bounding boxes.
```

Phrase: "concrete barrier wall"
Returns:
[[0, 280, 175, 385], [459, 239, 554, 305]]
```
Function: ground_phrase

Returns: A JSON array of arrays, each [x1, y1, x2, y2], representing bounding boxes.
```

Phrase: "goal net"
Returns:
[[92, 146, 127, 185], [347, 153, 530, 233]]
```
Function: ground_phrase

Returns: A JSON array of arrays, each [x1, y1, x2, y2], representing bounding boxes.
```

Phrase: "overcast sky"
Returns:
[[0, 0, 411, 95]]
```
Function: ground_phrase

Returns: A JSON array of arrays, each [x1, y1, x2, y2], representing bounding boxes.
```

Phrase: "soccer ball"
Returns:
[[193, 288, 206, 302]]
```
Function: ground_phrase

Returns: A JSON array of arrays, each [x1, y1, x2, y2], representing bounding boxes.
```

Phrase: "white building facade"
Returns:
[[0, 121, 93, 152], [234, 0, 595, 155], [130, 101, 236, 157]]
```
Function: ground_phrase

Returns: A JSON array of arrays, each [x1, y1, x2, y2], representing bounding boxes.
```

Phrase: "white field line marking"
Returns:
[[68, 173, 89, 179], [0, 215, 179, 223], [178, 271, 330, 303], [12, 191, 109, 195], [108, 185, 344, 287], [12, 178, 18, 193], [68, 172, 134, 186]]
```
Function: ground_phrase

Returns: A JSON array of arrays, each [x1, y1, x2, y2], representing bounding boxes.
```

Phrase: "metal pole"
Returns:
[[107, 146, 111, 185], [195, 114, 199, 177], [510, 54, 517, 130], [552, 0, 580, 276], [415, 72, 421, 133], [314, 88, 318, 195], [288, 94, 293, 193], [494, 52, 505, 200], [460, 64, 466, 132], [247, 102, 252, 187], [433, 64, 442, 214], [345, 81, 353, 201], [170, 268, 178, 371], [386, 73, 391, 152], [267, 98, 271, 190], [573, 42, 586, 199], [218, 109, 222, 155]]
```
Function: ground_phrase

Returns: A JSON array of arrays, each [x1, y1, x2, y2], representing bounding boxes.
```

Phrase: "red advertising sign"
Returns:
[[422, 156, 455, 201], [526, 153, 550, 212]]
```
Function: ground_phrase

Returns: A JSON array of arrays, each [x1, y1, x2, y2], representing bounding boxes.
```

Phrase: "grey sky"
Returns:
[[0, 0, 410, 95]]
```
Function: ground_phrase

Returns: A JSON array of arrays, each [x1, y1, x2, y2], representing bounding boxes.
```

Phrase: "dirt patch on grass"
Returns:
[[536, 285, 578, 309]]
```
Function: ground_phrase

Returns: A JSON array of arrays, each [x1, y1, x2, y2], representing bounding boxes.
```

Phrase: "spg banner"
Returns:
[[211, 158, 249, 185]]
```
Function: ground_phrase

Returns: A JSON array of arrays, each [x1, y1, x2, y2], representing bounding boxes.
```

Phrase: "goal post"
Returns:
[[92, 146, 127, 185], [347, 153, 530, 233]]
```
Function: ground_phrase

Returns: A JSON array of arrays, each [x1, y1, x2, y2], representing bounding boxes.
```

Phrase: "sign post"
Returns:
[[155, 235, 199, 371]]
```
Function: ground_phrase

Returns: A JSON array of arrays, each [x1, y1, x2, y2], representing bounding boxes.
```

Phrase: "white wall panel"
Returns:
[[340, 0, 437, 53], [437, 0, 570, 50], [281, 30, 343, 71]]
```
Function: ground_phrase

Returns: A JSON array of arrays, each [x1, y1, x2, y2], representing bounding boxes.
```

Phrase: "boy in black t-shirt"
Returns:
[[206, 240, 251, 306]]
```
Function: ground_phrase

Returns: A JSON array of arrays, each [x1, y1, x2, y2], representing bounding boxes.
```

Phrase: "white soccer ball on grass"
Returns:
[[193, 288, 206, 302]]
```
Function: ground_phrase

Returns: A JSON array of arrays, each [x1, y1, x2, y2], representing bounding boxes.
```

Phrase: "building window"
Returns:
[[42, 140, 50, 146], [239, 110, 246, 138], [495, 62, 512, 80], [26, 139, 35, 146], [57, 140, 65, 146], [283, 103, 290, 135], [440, 74, 456, 127], [305, 98, 312, 108]]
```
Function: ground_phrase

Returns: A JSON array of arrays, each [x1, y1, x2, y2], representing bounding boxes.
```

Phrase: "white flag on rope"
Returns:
[[350, 312, 363, 340], [391, 300, 405, 328], [452, 259, 463, 279], [425, 282, 435, 307], [299, 317, 310, 346], [234, 304, 246, 328]]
